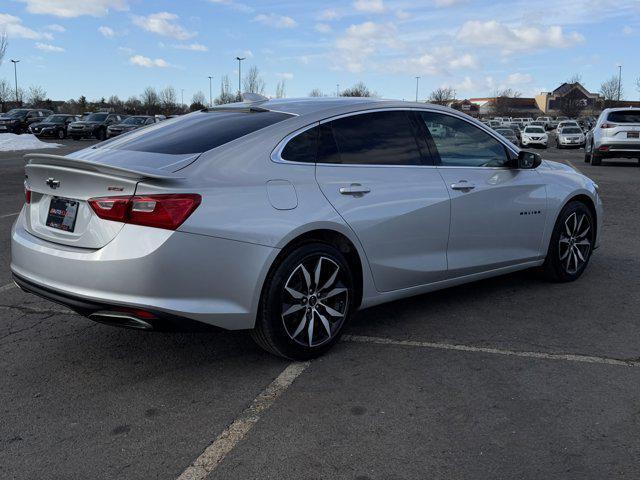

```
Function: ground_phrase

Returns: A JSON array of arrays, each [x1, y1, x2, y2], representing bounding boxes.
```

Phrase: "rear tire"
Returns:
[[542, 201, 595, 282], [251, 243, 354, 360]]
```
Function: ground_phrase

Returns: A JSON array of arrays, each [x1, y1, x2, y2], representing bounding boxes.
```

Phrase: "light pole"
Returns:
[[617, 64, 622, 102], [208, 76, 213, 107], [235, 56, 245, 95], [415, 76, 420, 102], [10, 59, 20, 104], [181, 88, 184, 107]]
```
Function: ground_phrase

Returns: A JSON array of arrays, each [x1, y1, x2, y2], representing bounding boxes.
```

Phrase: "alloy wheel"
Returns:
[[281, 256, 349, 348], [558, 212, 592, 275]]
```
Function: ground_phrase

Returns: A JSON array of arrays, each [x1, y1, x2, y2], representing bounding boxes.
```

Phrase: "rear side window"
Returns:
[[322, 111, 423, 166], [105, 110, 292, 154], [607, 111, 640, 123], [281, 126, 318, 163]]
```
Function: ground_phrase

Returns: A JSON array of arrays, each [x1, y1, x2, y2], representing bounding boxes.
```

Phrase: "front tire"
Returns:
[[251, 243, 354, 359], [57, 129, 65, 140], [542, 201, 595, 282]]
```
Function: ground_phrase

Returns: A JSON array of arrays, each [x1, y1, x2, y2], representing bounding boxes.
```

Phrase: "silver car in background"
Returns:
[[11, 97, 603, 359], [585, 107, 640, 165], [556, 126, 585, 149]]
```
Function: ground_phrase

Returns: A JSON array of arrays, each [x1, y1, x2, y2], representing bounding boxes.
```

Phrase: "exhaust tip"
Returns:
[[89, 311, 153, 330]]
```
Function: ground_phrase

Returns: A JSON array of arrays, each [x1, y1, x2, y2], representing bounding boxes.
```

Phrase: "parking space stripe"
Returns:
[[0, 212, 20, 219], [343, 335, 640, 368], [177, 361, 310, 480]]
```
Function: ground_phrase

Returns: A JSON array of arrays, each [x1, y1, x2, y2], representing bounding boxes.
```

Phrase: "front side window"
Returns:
[[320, 111, 423, 166], [420, 112, 509, 167]]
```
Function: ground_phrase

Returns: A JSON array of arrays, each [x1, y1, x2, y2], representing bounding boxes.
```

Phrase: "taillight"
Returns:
[[600, 122, 616, 129], [24, 186, 31, 204], [88, 194, 201, 230]]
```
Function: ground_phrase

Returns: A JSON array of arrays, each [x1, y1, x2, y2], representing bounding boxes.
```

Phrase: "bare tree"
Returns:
[[0, 78, 11, 112], [26, 85, 47, 107], [558, 88, 586, 117], [124, 96, 142, 114], [141, 86, 160, 114], [275, 80, 286, 99], [159, 86, 177, 114], [428, 87, 456, 105], [599, 76, 623, 107], [0, 33, 7, 68], [107, 95, 123, 112], [242, 66, 266, 95], [77, 95, 88, 113], [567, 73, 583, 84], [190, 91, 206, 110], [215, 75, 240, 105], [308, 88, 324, 97], [340, 82, 373, 97]]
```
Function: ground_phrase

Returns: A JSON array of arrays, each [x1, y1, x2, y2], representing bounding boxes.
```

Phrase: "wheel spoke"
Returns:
[[576, 224, 591, 239], [571, 250, 579, 272], [291, 312, 307, 338], [285, 286, 305, 300], [314, 257, 323, 289], [320, 302, 343, 318], [320, 266, 339, 292], [307, 315, 315, 347], [283, 303, 304, 317], [575, 214, 585, 236], [575, 238, 591, 247], [559, 245, 571, 261], [316, 311, 332, 338], [320, 287, 347, 301], [565, 248, 573, 271], [559, 236, 570, 244], [300, 265, 312, 291], [565, 213, 576, 236], [574, 245, 585, 262]]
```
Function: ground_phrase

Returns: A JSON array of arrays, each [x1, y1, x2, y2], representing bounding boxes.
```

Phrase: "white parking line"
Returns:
[[177, 361, 310, 480], [0, 211, 20, 219], [343, 335, 640, 368], [0, 283, 17, 293]]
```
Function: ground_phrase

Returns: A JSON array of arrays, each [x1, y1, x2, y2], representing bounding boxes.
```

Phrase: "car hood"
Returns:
[[32, 122, 60, 127], [540, 159, 577, 173]]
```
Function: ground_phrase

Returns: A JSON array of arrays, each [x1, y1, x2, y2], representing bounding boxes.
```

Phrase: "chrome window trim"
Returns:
[[270, 106, 519, 168]]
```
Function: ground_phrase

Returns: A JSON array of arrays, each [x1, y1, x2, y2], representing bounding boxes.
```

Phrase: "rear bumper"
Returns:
[[595, 142, 640, 158], [10, 211, 277, 330]]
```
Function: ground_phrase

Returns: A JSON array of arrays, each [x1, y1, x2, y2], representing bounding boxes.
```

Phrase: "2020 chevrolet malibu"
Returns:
[[11, 97, 603, 359]]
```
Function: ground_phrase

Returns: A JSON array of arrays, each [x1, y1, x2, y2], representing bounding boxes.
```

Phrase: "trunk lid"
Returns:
[[23, 153, 190, 249]]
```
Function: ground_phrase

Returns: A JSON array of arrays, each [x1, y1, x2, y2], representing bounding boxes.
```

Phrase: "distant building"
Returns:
[[535, 83, 600, 115], [468, 96, 542, 118], [447, 99, 480, 117]]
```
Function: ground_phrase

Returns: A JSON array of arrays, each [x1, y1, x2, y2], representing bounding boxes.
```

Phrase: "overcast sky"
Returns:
[[1, 0, 639, 103]]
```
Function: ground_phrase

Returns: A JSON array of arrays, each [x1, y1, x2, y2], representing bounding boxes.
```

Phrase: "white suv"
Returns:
[[521, 125, 548, 148], [585, 108, 640, 165]]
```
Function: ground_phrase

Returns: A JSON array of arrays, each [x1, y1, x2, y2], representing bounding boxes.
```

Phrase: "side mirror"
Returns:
[[517, 150, 542, 169]]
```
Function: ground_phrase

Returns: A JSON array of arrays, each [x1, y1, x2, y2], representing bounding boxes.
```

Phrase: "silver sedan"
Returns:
[[11, 97, 603, 359]]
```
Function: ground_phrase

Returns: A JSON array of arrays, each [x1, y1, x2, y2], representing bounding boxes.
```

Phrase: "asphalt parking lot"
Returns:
[[1, 135, 639, 480]]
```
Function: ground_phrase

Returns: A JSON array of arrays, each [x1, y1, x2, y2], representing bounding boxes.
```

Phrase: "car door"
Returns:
[[417, 111, 548, 277], [314, 110, 451, 292]]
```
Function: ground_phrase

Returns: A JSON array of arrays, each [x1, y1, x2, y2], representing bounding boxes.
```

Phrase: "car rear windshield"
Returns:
[[607, 111, 640, 123], [103, 110, 292, 154]]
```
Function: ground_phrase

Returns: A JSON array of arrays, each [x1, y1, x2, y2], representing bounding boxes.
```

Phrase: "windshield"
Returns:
[[5, 109, 29, 118], [121, 116, 147, 125], [525, 127, 545, 133], [102, 110, 292, 155], [43, 115, 67, 124], [562, 127, 582, 134], [496, 129, 514, 136], [85, 113, 108, 122]]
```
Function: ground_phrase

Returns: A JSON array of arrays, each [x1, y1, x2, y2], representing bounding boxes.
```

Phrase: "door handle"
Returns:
[[339, 184, 371, 196], [450, 181, 476, 192]]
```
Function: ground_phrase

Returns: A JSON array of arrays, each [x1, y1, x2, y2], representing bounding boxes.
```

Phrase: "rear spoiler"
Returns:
[[24, 153, 185, 180]]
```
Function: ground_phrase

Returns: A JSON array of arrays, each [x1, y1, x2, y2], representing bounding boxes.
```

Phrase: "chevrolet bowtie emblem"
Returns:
[[46, 178, 61, 189]]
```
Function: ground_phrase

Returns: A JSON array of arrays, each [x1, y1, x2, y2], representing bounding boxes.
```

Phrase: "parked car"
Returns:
[[521, 125, 548, 148], [504, 122, 523, 140], [557, 120, 581, 131], [68, 112, 126, 140], [0, 108, 53, 134], [12, 98, 602, 359], [29, 114, 81, 139], [494, 127, 518, 144], [585, 107, 640, 165], [556, 126, 585, 149], [106, 115, 160, 138], [535, 116, 552, 129]]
